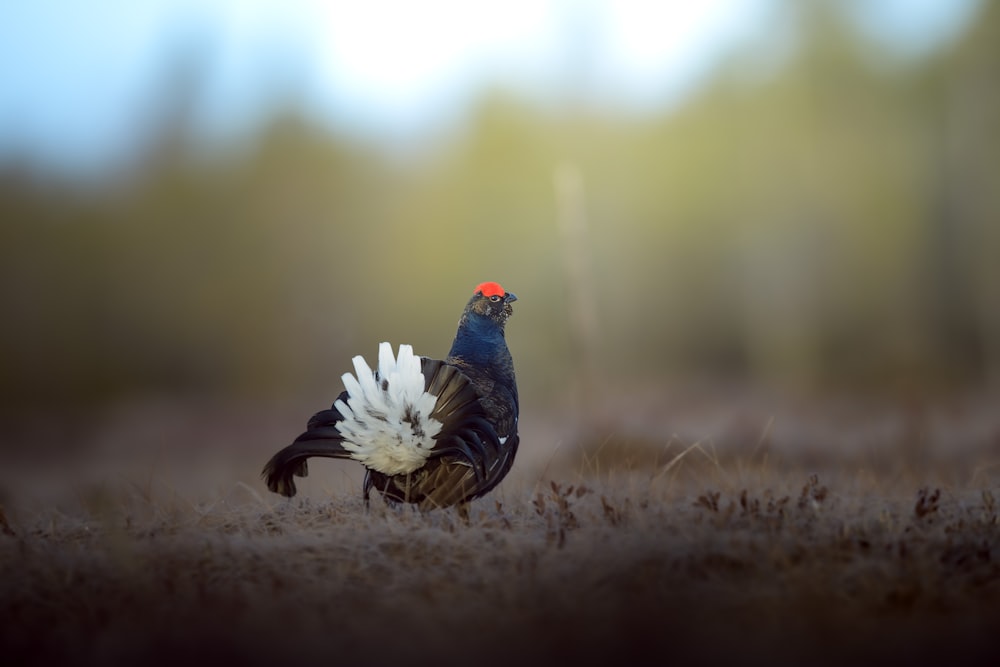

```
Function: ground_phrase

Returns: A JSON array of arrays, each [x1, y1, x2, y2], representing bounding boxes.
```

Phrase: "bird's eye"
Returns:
[[490, 295, 501, 302]]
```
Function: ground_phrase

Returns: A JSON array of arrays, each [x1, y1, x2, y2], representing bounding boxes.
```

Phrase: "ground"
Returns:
[[2, 390, 999, 665]]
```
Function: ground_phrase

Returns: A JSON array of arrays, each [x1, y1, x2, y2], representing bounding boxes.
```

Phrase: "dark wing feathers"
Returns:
[[421, 358, 483, 423], [361, 356, 513, 508]]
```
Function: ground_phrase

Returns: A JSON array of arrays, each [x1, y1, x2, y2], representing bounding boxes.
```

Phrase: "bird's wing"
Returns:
[[360, 358, 518, 507], [420, 357, 508, 483]]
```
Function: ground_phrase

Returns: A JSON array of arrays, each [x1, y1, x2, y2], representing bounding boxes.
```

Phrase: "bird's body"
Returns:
[[262, 282, 519, 510]]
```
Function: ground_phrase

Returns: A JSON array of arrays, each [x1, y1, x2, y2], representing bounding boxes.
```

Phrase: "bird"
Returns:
[[262, 281, 519, 510]]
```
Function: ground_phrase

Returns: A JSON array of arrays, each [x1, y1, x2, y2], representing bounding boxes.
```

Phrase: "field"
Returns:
[[2, 390, 1000, 666]]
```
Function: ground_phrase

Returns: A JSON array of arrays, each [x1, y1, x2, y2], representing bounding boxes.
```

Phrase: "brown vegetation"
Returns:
[[3, 401, 999, 666]]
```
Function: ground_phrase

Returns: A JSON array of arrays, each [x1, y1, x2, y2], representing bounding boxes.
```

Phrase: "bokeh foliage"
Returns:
[[2, 1, 998, 412]]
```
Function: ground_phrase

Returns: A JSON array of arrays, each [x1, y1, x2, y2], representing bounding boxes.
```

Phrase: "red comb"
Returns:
[[475, 282, 505, 298]]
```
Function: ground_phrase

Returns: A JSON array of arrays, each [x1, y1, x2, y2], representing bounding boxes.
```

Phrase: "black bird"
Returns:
[[263, 282, 519, 510]]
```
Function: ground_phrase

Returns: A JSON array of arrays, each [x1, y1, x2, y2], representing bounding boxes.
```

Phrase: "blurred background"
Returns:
[[1, 0, 998, 484]]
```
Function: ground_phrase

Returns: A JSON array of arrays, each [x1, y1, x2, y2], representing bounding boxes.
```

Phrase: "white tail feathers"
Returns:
[[335, 343, 443, 475]]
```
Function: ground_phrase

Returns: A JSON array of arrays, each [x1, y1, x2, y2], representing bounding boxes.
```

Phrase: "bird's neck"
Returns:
[[447, 312, 509, 368]]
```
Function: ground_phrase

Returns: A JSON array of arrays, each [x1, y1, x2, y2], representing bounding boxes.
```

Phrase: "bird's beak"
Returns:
[[504, 292, 518, 303]]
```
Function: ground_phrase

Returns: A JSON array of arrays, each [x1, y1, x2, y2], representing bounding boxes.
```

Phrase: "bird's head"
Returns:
[[466, 281, 517, 327]]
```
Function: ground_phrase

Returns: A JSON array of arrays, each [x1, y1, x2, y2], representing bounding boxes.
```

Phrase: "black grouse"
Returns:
[[262, 282, 519, 510]]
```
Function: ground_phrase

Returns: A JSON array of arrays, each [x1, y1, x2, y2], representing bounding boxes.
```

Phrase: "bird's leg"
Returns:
[[362, 471, 373, 510]]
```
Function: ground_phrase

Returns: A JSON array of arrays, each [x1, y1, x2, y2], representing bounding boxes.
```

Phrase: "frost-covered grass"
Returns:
[[2, 398, 1000, 665]]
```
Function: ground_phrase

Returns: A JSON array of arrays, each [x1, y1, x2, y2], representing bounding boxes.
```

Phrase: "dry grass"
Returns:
[[2, 396, 1000, 665]]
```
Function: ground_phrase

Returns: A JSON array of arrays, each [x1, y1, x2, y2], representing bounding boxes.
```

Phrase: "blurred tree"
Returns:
[[1, 0, 996, 418]]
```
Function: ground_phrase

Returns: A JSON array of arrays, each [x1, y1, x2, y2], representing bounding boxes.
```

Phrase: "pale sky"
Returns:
[[0, 0, 982, 177]]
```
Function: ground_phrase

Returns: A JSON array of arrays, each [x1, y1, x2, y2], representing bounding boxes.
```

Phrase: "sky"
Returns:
[[0, 0, 983, 178]]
